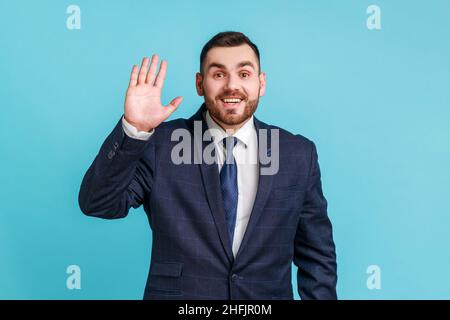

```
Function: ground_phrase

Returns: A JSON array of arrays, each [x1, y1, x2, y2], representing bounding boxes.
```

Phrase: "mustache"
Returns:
[[216, 91, 247, 100]]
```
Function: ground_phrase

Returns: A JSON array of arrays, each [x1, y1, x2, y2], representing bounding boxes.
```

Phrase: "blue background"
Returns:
[[1, 0, 449, 299]]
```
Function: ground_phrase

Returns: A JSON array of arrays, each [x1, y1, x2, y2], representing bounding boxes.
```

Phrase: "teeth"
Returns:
[[222, 98, 242, 103]]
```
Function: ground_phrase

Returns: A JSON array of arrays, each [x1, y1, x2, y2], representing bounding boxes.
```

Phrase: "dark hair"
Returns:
[[200, 31, 260, 74]]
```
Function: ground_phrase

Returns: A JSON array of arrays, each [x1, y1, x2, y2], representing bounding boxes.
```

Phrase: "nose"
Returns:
[[224, 73, 240, 91]]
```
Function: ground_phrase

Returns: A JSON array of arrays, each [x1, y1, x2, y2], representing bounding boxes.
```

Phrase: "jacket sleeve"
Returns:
[[293, 140, 338, 299], [78, 117, 156, 219]]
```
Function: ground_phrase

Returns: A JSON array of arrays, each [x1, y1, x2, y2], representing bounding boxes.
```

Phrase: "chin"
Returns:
[[220, 113, 248, 126]]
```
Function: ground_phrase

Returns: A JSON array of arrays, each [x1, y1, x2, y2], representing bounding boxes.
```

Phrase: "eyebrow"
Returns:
[[206, 60, 256, 72], [237, 61, 256, 70]]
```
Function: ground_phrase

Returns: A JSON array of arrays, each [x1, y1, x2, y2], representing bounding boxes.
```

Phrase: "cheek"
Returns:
[[203, 81, 222, 96], [244, 80, 261, 96]]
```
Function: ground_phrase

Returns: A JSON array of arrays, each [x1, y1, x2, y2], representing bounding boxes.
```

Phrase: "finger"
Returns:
[[138, 57, 149, 85], [128, 65, 138, 87], [165, 96, 183, 115], [146, 54, 159, 84], [154, 60, 167, 88]]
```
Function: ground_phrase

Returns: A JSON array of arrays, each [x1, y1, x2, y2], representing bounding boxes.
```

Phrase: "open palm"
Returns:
[[124, 55, 183, 132]]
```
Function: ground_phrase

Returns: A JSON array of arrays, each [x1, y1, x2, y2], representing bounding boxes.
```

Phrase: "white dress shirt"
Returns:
[[122, 112, 259, 257]]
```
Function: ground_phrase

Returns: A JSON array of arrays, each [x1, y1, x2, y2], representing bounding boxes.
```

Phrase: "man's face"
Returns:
[[196, 44, 266, 128]]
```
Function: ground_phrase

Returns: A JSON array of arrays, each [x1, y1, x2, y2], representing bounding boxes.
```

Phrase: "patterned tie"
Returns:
[[220, 136, 238, 246]]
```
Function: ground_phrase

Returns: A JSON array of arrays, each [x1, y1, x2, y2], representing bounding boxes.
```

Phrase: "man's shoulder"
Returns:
[[256, 118, 314, 151], [157, 117, 188, 130]]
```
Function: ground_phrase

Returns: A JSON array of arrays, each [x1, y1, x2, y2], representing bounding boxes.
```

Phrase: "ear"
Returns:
[[195, 72, 204, 96], [259, 72, 266, 97]]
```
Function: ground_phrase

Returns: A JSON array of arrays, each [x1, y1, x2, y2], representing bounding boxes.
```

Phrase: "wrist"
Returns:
[[123, 116, 154, 132]]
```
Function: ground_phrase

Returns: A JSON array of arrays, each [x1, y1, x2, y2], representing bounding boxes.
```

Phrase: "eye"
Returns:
[[214, 72, 225, 79], [240, 72, 250, 79]]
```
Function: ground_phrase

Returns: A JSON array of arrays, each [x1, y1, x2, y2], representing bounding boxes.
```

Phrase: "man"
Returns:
[[79, 31, 337, 300]]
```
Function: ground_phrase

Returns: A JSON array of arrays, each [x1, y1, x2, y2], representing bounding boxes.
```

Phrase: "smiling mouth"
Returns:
[[220, 97, 244, 106]]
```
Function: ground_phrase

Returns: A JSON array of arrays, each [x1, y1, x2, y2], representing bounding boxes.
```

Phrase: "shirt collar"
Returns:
[[203, 110, 255, 148]]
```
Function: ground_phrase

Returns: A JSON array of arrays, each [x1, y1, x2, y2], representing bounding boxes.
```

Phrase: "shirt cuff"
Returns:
[[122, 116, 154, 141]]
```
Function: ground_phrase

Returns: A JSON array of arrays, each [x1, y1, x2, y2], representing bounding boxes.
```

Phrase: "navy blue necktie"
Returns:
[[220, 136, 238, 246]]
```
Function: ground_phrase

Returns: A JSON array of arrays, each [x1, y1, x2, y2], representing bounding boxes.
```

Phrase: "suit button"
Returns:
[[231, 274, 238, 281], [113, 142, 119, 150], [107, 150, 115, 159]]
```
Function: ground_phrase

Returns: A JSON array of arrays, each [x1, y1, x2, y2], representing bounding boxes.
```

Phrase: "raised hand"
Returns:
[[124, 55, 183, 132]]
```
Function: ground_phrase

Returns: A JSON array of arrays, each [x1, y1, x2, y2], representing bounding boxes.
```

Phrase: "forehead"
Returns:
[[204, 44, 258, 69]]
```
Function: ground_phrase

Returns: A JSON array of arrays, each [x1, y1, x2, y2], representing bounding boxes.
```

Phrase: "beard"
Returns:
[[203, 89, 260, 127]]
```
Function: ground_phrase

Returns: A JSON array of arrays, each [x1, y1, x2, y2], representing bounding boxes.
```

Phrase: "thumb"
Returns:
[[165, 96, 183, 115]]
